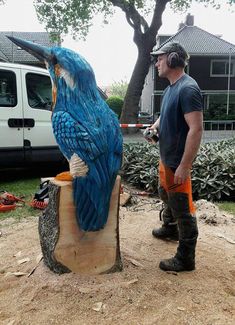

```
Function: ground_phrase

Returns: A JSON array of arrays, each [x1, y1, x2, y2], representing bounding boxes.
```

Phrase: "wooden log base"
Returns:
[[38, 176, 122, 275], [120, 192, 131, 206]]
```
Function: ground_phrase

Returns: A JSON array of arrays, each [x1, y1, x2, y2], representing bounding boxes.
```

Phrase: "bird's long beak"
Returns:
[[7, 36, 52, 62]]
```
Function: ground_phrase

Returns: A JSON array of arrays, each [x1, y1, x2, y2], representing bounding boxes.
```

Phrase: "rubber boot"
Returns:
[[152, 206, 179, 241], [159, 215, 198, 272]]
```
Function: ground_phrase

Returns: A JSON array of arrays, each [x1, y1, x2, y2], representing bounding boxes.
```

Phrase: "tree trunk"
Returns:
[[38, 176, 122, 275], [120, 0, 170, 125], [120, 49, 153, 125]]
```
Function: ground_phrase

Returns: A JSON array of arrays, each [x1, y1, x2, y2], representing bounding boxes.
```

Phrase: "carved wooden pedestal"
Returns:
[[38, 176, 122, 275]]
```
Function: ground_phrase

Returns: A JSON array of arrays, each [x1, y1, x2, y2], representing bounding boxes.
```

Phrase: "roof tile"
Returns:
[[0, 31, 58, 63], [154, 26, 235, 55]]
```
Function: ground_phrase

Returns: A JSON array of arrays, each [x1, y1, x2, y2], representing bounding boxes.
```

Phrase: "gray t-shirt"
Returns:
[[159, 74, 203, 169]]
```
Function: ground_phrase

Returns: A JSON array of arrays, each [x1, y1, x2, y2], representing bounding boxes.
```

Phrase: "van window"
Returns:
[[26, 73, 52, 110], [0, 70, 17, 107]]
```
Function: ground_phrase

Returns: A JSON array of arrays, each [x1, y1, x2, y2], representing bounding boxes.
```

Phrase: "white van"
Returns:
[[0, 62, 106, 168]]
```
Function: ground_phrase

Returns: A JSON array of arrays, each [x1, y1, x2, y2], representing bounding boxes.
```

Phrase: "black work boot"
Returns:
[[152, 207, 179, 241], [159, 216, 198, 272]]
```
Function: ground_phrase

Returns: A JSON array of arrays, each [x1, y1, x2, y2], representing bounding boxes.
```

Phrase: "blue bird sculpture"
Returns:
[[8, 36, 123, 232]]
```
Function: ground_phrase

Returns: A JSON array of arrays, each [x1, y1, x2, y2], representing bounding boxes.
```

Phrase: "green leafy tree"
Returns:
[[109, 79, 128, 98], [33, 0, 235, 123], [106, 96, 124, 118]]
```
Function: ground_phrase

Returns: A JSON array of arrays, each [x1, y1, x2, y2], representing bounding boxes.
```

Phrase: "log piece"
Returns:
[[38, 176, 122, 275]]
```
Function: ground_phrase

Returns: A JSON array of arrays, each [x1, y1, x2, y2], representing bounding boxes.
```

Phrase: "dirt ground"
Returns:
[[0, 196, 235, 325]]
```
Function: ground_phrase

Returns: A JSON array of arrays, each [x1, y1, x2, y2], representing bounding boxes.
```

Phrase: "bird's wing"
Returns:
[[52, 110, 118, 231], [52, 110, 105, 164]]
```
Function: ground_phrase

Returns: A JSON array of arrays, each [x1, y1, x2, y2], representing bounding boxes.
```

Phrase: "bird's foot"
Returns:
[[55, 171, 73, 181]]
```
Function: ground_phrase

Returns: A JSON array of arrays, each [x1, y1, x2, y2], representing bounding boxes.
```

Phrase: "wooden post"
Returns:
[[38, 176, 122, 275]]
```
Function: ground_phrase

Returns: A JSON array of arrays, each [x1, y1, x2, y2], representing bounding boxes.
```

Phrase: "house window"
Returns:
[[204, 94, 235, 119], [211, 60, 234, 77], [153, 94, 162, 115], [26, 73, 52, 110], [0, 70, 17, 107]]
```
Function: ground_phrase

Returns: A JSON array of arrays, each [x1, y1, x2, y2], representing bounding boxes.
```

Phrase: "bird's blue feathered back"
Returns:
[[49, 46, 123, 231]]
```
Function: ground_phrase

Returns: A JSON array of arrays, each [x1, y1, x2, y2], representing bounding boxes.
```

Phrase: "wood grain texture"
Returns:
[[39, 176, 122, 275]]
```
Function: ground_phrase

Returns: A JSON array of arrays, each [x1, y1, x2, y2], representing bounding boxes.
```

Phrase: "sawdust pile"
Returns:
[[0, 198, 235, 325]]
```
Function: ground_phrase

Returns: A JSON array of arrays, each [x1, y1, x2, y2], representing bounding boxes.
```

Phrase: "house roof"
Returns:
[[0, 31, 58, 64], [0, 48, 8, 61], [154, 25, 235, 56]]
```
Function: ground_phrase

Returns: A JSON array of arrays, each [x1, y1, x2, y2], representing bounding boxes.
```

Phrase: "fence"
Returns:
[[120, 120, 235, 143], [202, 120, 235, 142]]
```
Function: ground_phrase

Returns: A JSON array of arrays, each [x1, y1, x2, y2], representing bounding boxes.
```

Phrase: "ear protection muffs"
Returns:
[[167, 52, 186, 68]]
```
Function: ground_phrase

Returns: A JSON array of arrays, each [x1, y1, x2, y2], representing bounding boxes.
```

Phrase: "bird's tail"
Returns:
[[72, 177, 113, 232]]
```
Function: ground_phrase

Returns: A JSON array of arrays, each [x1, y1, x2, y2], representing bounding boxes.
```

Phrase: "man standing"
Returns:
[[148, 42, 203, 272]]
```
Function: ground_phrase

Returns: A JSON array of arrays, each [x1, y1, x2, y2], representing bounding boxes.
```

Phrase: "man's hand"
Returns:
[[143, 127, 159, 144], [174, 164, 191, 184], [143, 127, 155, 143]]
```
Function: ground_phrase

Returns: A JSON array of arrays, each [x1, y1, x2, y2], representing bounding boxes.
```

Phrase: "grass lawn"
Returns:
[[217, 201, 235, 216], [0, 178, 41, 220], [1, 176, 234, 220]]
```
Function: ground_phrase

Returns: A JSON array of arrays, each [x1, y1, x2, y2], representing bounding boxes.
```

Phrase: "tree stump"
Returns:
[[38, 176, 122, 275]]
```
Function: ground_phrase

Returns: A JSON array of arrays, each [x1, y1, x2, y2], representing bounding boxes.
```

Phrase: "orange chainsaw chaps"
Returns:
[[159, 161, 196, 215]]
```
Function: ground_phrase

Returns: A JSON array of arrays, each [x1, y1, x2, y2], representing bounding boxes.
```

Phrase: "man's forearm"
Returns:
[[180, 128, 202, 168], [151, 117, 160, 130]]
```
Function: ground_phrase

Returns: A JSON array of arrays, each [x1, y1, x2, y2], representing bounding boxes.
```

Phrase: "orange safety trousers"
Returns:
[[159, 160, 196, 215]]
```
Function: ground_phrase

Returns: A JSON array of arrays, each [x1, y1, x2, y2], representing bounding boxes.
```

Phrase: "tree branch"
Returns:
[[109, 0, 149, 33], [149, 0, 171, 36]]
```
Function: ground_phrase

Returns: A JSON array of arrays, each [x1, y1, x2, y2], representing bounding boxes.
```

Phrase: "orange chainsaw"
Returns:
[[0, 191, 25, 212]]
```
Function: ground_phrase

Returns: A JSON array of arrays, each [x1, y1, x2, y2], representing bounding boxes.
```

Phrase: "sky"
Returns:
[[0, 0, 235, 86]]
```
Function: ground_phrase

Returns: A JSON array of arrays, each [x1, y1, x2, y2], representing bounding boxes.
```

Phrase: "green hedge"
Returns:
[[106, 96, 123, 119], [121, 138, 235, 201]]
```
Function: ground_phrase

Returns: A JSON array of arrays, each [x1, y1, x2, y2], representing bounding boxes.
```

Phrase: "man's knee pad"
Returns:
[[168, 192, 190, 218]]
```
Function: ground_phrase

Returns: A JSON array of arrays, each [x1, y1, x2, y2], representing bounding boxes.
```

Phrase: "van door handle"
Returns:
[[8, 118, 35, 128], [8, 118, 23, 128], [24, 119, 35, 128]]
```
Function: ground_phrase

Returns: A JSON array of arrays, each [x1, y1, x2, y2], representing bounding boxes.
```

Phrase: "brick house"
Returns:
[[140, 14, 235, 122]]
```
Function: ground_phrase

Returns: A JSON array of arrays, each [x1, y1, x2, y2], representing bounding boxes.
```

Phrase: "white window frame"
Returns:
[[210, 59, 235, 77], [152, 63, 155, 80]]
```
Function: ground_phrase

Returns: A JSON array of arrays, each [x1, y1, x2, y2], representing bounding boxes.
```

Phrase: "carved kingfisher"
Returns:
[[8, 36, 123, 232]]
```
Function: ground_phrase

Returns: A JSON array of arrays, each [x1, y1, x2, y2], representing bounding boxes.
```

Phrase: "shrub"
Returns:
[[106, 96, 124, 119], [109, 80, 128, 98], [121, 138, 235, 201], [192, 138, 235, 201], [121, 142, 159, 193]]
